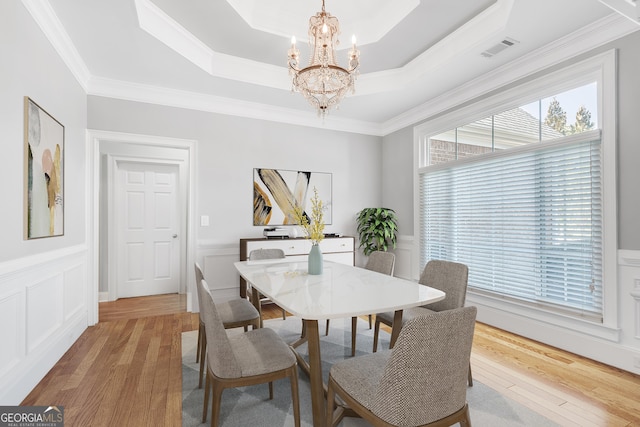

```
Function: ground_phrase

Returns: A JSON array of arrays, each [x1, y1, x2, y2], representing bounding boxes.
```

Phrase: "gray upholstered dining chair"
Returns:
[[194, 263, 260, 389], [199, 279, 301, 427], [372, 259, 473, 386], [327, 306, 477, 427], [325, 251, 396, 357], [248, 248, 287, 324]]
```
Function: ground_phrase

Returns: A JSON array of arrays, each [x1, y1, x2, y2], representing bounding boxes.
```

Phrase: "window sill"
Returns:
[[467, 290, 621, 343]]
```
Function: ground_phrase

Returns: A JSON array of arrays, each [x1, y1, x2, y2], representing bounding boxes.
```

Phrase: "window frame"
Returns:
[[413, 50, 618, 338]]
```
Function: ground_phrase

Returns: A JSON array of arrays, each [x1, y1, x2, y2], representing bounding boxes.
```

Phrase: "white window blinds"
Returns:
[[419, 131, 603, 320]]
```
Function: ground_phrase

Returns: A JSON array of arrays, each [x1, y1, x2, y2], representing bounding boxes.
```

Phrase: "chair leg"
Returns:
[[202, 370, 211, 423], [460, 403, 472, 427], [269, 381, 274, 400], [211, 381, 224, 427], [368, 314, 372, 329], [325, 319, 330, 336], [468, 362, 473, 387], [373, 318, 381, 353], [289, 366, 301, 427], [198, 334, 207, 388], [281, 307, 286, 320], [351, 316, 357, 357], [196, 323, 202, 363], [326, 377, 336, 427]]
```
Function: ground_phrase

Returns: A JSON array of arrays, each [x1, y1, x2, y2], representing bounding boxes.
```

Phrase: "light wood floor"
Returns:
[[22, 294, 640, 426]]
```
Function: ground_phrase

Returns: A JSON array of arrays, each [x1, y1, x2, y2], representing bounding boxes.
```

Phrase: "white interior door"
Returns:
[[116, 162, 180, 298]]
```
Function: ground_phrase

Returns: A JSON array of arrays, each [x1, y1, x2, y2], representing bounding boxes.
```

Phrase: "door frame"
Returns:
[[108, 157, 184, 301], [87, 130, 197, 325]]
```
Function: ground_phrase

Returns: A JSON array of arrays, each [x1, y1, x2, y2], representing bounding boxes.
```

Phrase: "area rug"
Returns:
[[182, 316, 559, 427]]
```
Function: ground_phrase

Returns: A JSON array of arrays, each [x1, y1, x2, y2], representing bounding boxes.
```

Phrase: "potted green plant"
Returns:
[[356, 208, 398, 256]]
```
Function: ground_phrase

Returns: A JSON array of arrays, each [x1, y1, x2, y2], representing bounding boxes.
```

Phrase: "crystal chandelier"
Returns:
[[287, 0, 360, 116]]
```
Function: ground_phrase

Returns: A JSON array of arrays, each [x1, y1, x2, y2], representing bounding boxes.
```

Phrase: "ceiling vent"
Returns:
[[481, 37, 519, 58]]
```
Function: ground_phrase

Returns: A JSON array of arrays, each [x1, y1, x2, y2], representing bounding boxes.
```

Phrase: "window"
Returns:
[[420, 132, 602, 318], [415, 52, 616, 324]]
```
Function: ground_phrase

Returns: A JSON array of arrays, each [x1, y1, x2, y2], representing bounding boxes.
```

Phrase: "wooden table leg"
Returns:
[[304, 319, 325, 427], [389, 309, 404, 349], [250, 286, 263, 328]]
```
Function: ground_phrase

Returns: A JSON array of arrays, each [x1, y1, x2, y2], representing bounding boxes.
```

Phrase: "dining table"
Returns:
[[234, 259, 446, 427]]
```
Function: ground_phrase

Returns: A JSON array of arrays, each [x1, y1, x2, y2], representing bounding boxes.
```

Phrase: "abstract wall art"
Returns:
[[253, 168, 332, 226], [24, 97, 64, 239]]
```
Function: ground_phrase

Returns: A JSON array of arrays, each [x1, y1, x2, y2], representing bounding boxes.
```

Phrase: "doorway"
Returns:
[[87, 131, 197, 325]]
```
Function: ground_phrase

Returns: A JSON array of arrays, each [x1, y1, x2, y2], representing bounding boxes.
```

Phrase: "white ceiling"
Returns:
[[27, 0, 640, 134]]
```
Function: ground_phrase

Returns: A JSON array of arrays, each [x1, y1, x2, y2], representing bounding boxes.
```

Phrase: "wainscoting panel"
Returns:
[[26, 275, 64, 353], [64, 264, 86, 322], [0, 291, 23, 381], [392, 235, 415, 280], [619, 250, 640, 343], [0, 245, 89, 405], [198, 242, 241, 305]]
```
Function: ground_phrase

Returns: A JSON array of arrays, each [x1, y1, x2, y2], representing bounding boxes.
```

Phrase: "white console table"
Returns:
[[238, 236, 355, 298]]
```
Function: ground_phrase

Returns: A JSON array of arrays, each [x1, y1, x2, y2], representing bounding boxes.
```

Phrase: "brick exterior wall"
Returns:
[[430, 139, 493, 165]]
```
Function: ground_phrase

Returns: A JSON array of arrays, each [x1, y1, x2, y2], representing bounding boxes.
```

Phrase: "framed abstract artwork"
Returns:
[[24, 97, 64, 239], [253, 168, 332, 226]]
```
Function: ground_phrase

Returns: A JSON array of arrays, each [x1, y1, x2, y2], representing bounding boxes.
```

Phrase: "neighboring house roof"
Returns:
[[436, 106, 565, 149]]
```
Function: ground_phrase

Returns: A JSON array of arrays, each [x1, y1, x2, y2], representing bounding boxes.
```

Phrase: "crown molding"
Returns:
[[380, 13, 640, 136], [23, 0, 639, 137], [87, 77, 384, 136], [598, 0, 640, 24], [21, 0, 91, 90]]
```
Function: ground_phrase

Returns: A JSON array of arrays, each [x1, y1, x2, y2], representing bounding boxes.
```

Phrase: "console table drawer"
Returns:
[[320, 238, 354, 254], [245, 239, 309, 256]]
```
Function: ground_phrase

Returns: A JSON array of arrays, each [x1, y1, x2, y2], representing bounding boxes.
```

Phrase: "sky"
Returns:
[[520, 82, 598, 127]]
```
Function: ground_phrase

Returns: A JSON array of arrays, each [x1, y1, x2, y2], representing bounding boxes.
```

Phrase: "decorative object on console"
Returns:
[[24, 97, 65, 239], [253, 168, 332, 226], [294, 187, 325, 275], [356, 208, 398, 256], [287, 0, 360, 117], [263, 227, 290, 239]]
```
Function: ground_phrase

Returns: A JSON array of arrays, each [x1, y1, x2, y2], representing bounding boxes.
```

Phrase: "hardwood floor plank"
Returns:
[[559, 400, 629, 427]]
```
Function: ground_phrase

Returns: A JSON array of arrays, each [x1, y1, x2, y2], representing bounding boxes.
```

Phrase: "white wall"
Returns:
[[87, 97, 383, 301], [0, 0, 89, 404]]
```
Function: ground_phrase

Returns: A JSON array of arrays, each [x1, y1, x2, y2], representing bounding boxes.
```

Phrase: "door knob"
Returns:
[[172, 234, 178, 238]]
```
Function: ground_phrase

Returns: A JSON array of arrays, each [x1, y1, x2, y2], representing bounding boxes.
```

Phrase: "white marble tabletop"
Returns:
[[234, 259, 445, 320]]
